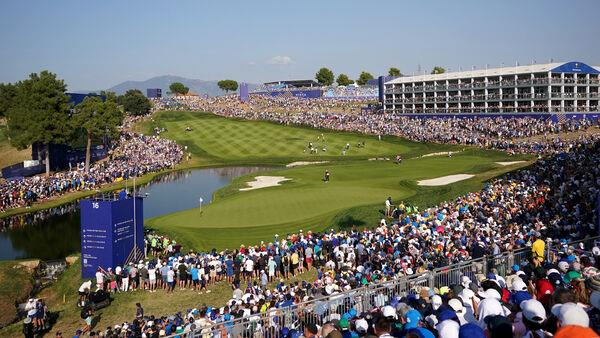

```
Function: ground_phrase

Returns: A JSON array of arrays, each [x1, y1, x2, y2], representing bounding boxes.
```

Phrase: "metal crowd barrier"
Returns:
[[169, 235, 600, 338]]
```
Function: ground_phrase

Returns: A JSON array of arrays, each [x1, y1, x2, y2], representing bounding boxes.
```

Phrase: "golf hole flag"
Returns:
[[80, 197, 144, 278]]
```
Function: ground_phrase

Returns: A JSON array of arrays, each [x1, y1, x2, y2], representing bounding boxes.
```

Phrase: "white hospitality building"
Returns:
[[383, 61, 600, 114]]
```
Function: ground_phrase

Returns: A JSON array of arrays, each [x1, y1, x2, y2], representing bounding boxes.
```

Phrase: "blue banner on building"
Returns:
[[80, 197, 144, 279], [551, 61, 600, 75]]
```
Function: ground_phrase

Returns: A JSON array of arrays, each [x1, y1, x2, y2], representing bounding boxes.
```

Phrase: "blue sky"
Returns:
[[1, 0, 599, 91]]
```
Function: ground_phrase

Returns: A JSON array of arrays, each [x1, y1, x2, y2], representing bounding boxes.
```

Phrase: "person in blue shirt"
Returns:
[[225, 256, 234, 283], [160, 265, 169, 290], [191, 265, 199, 290]]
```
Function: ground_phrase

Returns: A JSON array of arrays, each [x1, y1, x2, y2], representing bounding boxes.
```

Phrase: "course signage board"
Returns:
[[239, 83, 249, 102], [80, 197, 144, 279]]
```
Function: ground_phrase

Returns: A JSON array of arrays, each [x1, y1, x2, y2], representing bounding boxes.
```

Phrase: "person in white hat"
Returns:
[[476, 289, 510, 328], [552, 302, 598, 338], [355, 318, 369, 335], [520, 299, 550, 338], [448, 298, 471, 325], [382, 305, 398, 320]]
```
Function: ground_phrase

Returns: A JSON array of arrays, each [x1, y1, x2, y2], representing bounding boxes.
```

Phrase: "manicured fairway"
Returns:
[[147, 148, 531, 250], [137, 111, 458, 164]]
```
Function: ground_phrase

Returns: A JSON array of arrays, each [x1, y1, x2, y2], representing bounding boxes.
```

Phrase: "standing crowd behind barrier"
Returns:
[[175, 235, 600, 338]]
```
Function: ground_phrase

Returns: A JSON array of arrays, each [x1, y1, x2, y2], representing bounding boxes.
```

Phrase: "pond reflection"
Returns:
[[0, 166, 271, 260]]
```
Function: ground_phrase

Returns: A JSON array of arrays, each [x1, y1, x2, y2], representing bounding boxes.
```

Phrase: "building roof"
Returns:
[[386, 61, 600, 85]]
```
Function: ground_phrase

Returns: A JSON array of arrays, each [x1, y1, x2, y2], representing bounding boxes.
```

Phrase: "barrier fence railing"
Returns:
[[170, 235, 600, 338]]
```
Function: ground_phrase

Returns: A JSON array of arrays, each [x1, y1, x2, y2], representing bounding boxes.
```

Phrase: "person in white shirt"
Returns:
[[95, 268, 105, 290], [244, 258, 254, 281], [115, 266, 122, 291], [385, 197, 392, 217], [78, 279, 92, 302], [148, 266, 157, 292], [121, 266, 129, 292], [167, 267, 175, 292]]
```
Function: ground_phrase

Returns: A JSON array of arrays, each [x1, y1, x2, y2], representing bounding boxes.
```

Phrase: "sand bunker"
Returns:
[[495, 161, 526, 166], [240, 176, 291, 191], [420, 151, 461, 158], [286, 161, 329, 168], [417, 174, 474, 186]]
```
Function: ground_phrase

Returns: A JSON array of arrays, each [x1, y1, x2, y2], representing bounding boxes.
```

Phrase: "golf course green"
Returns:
[[139, 111, 533, 250]]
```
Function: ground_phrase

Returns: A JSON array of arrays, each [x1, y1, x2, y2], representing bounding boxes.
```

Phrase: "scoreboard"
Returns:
[[80, 197, 144, 279], [146, 88, 162, 98]]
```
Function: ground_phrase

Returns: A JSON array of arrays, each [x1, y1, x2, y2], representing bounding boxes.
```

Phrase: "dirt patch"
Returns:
[[417, 174, 474, 186], [240, 176, 291, 191], [496, 161, 526, 166], [286, 161, 329, 168]]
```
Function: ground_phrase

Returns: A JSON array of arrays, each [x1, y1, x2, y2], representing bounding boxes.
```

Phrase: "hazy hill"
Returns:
[[105, 75, 259, 97]]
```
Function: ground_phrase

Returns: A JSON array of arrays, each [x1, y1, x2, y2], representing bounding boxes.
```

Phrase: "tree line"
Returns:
[[314, 66, 446, 86], [168, 80, 239, 96], [0, 71, 153, 176]]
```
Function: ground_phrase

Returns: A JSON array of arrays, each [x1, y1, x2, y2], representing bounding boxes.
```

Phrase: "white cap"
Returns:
[[511, 279, 527, 292], [520, 299, 546, 324], [558, 261, 569, 272], [461, 276, 472, 288], [382, 305, 397, 319], [355, 318, 368, 332], [478, 288, 501, 300], [448, 298, 464, 315], [551, 302, 589, 327], [431, 295, 443, 310], [459, 288, 475, 301]]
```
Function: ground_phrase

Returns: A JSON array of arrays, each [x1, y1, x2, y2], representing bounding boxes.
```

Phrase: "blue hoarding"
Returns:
[[80, 197, 144, 279], [239, 83, 249, 102], [147, 88, 162, 98], [378, 76, 385, 103]]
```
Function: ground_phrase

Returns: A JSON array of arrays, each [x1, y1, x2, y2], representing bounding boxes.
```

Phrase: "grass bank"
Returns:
[[0, 260, 35, 329]]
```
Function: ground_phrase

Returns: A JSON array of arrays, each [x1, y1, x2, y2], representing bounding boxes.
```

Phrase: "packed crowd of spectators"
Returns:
[[250, 85, 378, 100], [152, 95, 369, 115], [81, 138, 600, 337], [0, 118, 183, 212], [323, 86, 378, 99], [152, 94, 599, 155]]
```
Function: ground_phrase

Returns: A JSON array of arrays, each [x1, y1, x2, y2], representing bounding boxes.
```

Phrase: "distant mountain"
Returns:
[[106, 75, 259, 97]]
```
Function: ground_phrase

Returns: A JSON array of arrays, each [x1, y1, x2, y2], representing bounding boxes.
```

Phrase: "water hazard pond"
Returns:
[[0, 166, 268, 260]]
